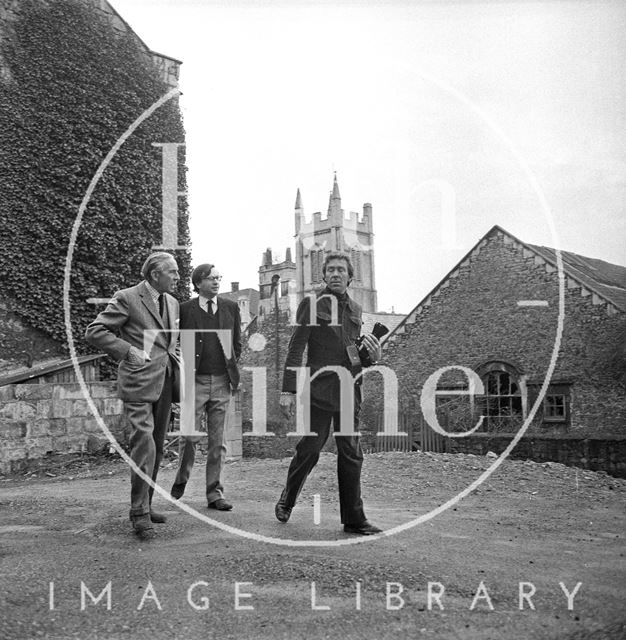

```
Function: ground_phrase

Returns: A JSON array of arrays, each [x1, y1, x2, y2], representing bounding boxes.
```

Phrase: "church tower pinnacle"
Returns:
[[328, 172, 342, 221], [293, 173, 378, 312], [294, 187, 304, 234]]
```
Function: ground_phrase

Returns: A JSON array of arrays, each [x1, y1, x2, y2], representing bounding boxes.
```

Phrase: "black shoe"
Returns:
[[275, 501, 292, 523], [208, 498, 233, 511], [171, 483, 186, 500], [149, 510, 167, 524], [344, 520, 382, 535], [131, 515, 156, 540]]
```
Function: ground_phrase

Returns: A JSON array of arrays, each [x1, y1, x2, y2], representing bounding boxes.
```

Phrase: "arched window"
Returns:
[[476, 361, 525, 432]]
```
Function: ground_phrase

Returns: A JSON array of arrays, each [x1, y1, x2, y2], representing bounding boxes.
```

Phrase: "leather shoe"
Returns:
[[274, 501, 292, 523], [343, 520, 382, 535], [131, 515, 156, 540], [149, 510, 167, 524], [208, 498, 233, 511], [170, 483, 186, 500]]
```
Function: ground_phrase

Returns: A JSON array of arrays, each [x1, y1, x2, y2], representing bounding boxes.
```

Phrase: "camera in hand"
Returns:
[[356, 322, 389, 367]]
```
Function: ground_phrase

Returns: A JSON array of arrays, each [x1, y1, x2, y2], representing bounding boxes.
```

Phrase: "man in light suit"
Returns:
[[170, 263, 242, 511], [85, 252, 180, 539]]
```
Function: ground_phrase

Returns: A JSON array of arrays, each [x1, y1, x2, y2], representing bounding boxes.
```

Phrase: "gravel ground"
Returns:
[[0, 451, 624, 640]]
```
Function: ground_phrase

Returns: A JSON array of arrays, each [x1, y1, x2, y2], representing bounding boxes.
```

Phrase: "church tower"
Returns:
[[294, 174, 377, 311]]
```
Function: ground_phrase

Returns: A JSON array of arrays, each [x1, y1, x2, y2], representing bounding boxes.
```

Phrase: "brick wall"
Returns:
[[360, 231, 626, 441], [0, 381, 124, 473]]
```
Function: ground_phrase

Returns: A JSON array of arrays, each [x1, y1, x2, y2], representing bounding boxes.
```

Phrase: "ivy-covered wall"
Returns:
[[0, 0, 191, 366]]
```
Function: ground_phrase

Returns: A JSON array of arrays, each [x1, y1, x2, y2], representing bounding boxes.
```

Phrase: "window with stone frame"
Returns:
[[475, 362, 525, 433], [351, 247, 362, 281], [541, 383, 571, 424], [311, 248, 324, 283]]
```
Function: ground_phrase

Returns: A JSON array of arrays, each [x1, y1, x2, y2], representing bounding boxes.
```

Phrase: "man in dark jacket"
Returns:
[[275, 252, 382, 535], [170, 263, 241, 511]]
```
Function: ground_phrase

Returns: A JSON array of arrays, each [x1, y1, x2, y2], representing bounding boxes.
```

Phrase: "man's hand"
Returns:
[[126, 345, 151, 365], [360, 334, 381, 364], [280, 393, 296, 418]]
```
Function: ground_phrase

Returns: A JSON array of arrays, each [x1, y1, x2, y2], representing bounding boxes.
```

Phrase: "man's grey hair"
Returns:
[[141, 252, 175, 283]]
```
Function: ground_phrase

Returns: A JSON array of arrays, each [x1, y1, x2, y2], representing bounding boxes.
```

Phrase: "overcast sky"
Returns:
[[110, 0, 625, 314]]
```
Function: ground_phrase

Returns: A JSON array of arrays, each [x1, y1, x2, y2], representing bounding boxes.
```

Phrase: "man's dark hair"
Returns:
[[191, 263, 216, 293], [322, 251, 354, 280]]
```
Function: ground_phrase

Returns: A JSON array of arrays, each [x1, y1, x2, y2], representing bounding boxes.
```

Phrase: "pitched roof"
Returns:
[[0, 354, 105, 386], [385, 225, 626, 345], [527, 244, 626, 312]]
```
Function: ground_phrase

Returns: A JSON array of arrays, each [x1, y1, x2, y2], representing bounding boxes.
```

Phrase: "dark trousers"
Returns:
[[280, 404, 366, 525], [125, 370, 173, 518]]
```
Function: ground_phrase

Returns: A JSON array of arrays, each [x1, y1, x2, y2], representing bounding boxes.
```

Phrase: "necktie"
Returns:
[[158, 294, 165, 319], [207, 299, 214, 317]]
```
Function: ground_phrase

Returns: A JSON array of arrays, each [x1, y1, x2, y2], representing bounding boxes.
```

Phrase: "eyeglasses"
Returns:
[[202, 275, 222, 282]]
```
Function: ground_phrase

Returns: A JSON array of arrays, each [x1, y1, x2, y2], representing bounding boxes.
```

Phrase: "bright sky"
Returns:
[[110, 0, 625, 314]]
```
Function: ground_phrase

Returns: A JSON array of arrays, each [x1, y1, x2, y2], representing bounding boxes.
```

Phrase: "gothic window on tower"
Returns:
[[351, 248, 362, 282], [311, 248, 324, 283]]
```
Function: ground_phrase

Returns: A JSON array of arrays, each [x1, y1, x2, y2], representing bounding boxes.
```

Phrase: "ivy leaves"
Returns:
[[0, 0, 191, 354]]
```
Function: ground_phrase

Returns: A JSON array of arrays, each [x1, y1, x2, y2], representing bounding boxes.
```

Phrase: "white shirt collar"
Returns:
[[198, 294, 218, 312]]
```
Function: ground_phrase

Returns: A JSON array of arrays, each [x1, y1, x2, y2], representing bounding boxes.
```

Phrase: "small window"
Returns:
[[544, 394, 566, 422]]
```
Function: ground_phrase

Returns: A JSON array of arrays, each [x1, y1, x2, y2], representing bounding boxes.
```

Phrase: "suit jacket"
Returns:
[[282, 288, 363, 412], [85, 282, 180, 403], [180, 296, 242, 389]]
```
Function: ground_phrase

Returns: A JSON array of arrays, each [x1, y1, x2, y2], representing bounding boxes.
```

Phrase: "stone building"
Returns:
[[358, 225, 626, 474], [220, 282, 260, 332], [258, 174, 378, 312], [295, 174, 377, 311], [258, 247, 296, 316]]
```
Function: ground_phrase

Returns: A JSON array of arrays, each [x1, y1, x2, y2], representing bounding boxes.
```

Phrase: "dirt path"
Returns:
[[1, 451, 624, 639]]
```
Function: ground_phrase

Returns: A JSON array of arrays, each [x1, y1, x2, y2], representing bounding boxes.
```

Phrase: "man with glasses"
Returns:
[[85, 252, 180, 540], [170, 263, 242, 511]]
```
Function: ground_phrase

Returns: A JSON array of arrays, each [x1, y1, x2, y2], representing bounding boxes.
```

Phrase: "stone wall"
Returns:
[[447, 433, 626, 478], [0, 379, 244, 473], [0, 381, 124, 473]]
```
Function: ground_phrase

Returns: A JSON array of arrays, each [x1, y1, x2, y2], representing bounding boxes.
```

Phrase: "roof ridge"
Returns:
[[383, 225, 624, 348]]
